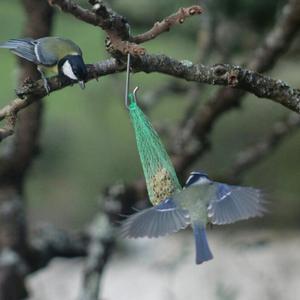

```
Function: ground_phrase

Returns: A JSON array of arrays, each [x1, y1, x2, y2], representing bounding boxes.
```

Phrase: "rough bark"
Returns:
[[0, 1, 53, 299]]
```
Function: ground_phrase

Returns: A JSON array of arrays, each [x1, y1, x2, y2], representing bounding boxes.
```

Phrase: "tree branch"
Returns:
[[172, 0, 300, 174], [26, 183, 141, 298], [136, 58, 300, 113], [1, 1, 298, 144], [131, 6, 203, 44], [0, 57, 299, 142], [79, 214, 114, 300], [77, 180, 146, 300], [28, 224, 87, 271], [49, 0, 128, 37], [0, 0, 54, 299], [49, 0, 202, 56], [228, 113, 300, 181], [249, 0, 300, 72]]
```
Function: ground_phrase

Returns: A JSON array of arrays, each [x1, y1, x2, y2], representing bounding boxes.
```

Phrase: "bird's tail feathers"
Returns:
[[193, 223, 213, 264]]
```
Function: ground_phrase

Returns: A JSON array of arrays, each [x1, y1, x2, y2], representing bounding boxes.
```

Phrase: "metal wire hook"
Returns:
[[125, 53, 139, 108], [125, 53, 131, 108], [132, 86, 139, 99]]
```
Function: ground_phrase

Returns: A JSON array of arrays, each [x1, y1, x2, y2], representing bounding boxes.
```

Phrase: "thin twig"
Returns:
[[228, 113, 300, 180], [131, 6, 203, 44]]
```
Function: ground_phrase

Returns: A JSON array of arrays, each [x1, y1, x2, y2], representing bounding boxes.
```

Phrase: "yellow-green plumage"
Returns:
[[0, 36, 87, 92], [35, 37, 82, 77], [36, 37, 82, 64], [37, 64, 58, 77], [173, 185, 214, 224]]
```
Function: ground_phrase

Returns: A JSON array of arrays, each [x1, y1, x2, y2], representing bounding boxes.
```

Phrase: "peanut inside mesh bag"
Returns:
[[149, 167, 177, 205]]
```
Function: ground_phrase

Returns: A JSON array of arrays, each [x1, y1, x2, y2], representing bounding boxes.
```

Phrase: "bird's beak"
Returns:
[[78, 81, 85, 89]]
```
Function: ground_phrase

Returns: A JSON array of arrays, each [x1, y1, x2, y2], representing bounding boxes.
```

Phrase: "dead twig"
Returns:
[[131, 6, 203, 44]]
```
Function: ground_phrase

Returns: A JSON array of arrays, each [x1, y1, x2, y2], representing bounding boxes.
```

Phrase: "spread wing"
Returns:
[[208, 183, 267, 225], [121, 198, 190, 239]]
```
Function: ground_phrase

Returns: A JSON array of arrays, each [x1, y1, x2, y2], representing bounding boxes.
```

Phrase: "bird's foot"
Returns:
[[42, 78, 50, 95]]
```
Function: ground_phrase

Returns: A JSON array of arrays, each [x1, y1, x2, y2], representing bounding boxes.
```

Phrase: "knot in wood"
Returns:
[[213, 64, 227, 77]]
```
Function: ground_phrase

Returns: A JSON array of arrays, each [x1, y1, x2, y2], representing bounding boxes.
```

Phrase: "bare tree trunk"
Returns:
[[0, 1, 53, 299]]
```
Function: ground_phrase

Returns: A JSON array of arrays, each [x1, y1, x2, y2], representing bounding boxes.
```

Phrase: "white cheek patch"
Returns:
[[62, 60, 78, 80]]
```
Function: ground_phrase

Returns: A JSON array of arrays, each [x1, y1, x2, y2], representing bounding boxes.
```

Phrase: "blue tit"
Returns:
[[122, 171, 267, 264], [0, 36, 87, 93]]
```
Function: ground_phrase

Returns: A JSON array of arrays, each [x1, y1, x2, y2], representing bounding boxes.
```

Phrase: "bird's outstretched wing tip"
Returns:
[[209, 184, 268, 225], [120, 200, 190, 239]]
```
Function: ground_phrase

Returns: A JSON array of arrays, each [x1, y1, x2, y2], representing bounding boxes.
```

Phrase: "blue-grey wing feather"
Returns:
[[121, 198, 191, 238], [0, 39, 38, 64], [35, 39, 58, 66], [208, 183, 267, 225]]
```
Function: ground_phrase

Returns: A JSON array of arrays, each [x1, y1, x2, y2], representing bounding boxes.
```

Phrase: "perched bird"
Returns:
[[122, 171, 267, 264], [0, 36, 87, 93]]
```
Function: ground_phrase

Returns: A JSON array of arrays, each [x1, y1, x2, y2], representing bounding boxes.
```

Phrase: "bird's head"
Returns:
[[185, 171, 211, 187], [58, 55, 87, 89]]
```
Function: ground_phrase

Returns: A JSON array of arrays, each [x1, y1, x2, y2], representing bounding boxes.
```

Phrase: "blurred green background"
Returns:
[[0, 0, 299, 229]]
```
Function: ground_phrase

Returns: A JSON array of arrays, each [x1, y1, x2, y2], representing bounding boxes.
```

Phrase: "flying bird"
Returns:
[[122, 171, 267, 264]]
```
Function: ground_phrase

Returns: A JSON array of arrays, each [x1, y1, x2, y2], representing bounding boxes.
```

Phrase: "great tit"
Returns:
[[122, 171, 267, 264], [0, 36, 88, 93]]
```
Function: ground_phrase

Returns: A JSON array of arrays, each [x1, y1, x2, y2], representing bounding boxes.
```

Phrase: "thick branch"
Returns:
[[77, 180, 145, 299], [136, 58, 300, 113], [0, 57, 299, 142], [0, 0, 54, 299], [0, 250, 28, 300], [79, 214, 114, 300], [49, 0, 128, 36], [14, 58, 300, 106], [49, 0, 143, 55], [0, 60, 117, 141], [28, 224, 87, 271]]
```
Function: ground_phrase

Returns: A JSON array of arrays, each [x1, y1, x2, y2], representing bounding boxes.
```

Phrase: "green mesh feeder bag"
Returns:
[[128, 93, 182, 206]]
